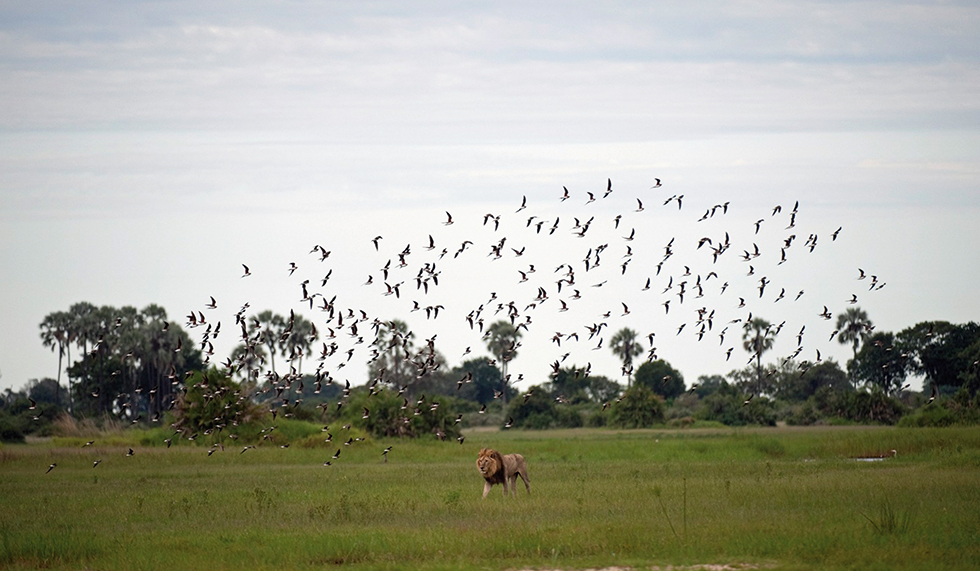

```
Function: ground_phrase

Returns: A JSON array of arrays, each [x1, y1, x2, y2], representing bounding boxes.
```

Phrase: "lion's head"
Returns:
[[477, 447, 505, 484]]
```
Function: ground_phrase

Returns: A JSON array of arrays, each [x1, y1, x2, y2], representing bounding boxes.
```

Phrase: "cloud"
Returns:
[[2, 1, 979, 136], [1, 1, 980, 392]]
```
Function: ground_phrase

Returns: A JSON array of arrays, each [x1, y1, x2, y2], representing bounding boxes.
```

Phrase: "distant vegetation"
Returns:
[[2, 301, 978, 444]]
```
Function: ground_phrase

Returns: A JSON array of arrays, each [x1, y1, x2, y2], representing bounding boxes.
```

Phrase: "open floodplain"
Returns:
[[2, 425, 979, 571]]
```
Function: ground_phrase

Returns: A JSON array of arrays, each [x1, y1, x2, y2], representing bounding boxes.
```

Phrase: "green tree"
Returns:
[[172, 368, 260, 439], [728, 364, 779, 398], [849, 331, 908, 396], [453, 358, 508, 404], [136, 304, 189, 417], [634, 359, 685, 400], [39, 311, 71, 414], [27, 378, 64, 407], [692, 374, 728, 398], [484, 320, 522, 404], [742, 317, 776, 394], [836, 307, 873, 364], [405, 348, 455, 398], [777, 359, 848, 402], [897, 321, 980, 395], [609, 327, 643, 387], [549, 366, 592, 404], [587, 374, 622, 404], [506, 385, 582, 429], [282, 312, 317, 375], [608, 385, 665, 428], [53, 303, 202, 421], [368, 320, 417, 389], [959, 338, 980, 395], [230, 342, 268, 383], [256, 310, 287, 377]]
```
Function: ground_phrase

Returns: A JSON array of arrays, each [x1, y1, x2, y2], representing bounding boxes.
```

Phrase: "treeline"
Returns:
[[501, 313, 980, 430], [2, 303, 978, 443]]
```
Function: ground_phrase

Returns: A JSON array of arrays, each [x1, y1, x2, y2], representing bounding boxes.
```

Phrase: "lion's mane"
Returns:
[[477, 448, 506, 484]]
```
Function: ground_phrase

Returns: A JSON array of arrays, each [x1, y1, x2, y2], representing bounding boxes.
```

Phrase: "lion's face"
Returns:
[[477, 448, 501, 478]]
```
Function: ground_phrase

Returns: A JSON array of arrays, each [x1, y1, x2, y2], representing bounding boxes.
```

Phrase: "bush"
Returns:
[[783, 401, 821, 426], [666, 392, 700, 420], [898, 392, 980, 427], [330, 387, 462, 440], [172, 369, 262, 437], [586, 408, 608, 427], [506, 386, 587, 429], [608, 385, 665, 428], [0, 414, 25, 443], [898, 404, 956, 427], [694, 382, 776, 426], [667, 416, 695, 428]]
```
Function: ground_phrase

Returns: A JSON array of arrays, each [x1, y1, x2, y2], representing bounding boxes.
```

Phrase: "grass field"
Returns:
[[2, 425, 979, 571]]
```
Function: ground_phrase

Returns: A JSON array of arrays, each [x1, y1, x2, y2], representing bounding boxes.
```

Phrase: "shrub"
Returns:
[[695, 384, 776, 426], [783, 401, 821, 426], [171, 368, 262, 437], [330, 387, 461, 440], [506, 386, 588, 429], [0, 414, 25, 443], [608, 385, 665, 428], [667, 416, 695, 428]]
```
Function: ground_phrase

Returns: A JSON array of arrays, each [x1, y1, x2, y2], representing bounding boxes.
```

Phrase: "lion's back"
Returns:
[[502, 453, 527, 474]]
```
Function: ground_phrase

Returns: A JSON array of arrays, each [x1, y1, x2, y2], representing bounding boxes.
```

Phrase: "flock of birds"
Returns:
[[47, 176, 887, 473]]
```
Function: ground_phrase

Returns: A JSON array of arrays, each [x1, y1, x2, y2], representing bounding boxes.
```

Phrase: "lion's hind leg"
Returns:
[[519, 470, 530, 494]]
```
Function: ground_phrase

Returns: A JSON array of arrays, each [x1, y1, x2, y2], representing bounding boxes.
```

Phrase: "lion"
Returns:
[[476, 447, 530, 498]]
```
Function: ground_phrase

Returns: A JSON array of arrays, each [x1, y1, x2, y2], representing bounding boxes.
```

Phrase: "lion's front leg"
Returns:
[[483, 480, 492, 499], [502, 475, 510, 497]]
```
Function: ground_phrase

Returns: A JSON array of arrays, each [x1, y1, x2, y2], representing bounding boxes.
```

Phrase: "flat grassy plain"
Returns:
[[2, 425, 979, 571]]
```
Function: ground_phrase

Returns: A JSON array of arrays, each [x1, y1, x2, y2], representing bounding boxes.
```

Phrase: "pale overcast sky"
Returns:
[[2, 0, 978, 393]]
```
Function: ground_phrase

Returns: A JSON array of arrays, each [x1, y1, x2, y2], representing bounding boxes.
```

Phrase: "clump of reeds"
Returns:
[[860, 497, 915, 536]]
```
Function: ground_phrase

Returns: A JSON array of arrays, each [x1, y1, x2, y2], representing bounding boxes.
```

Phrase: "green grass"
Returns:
[[1, 426, 979, 570]]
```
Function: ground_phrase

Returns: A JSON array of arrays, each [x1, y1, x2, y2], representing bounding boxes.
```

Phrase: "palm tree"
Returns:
[[282, 313, 316, 375], [742, 317, 775, 395], [368, 320, 416, 388], [64, 302, 99, 412], [836, 307, 872, 363], [68, 301, 98, 358], [39, 311, 71, 413], [484, 320, 522, 404], [139, 304, 176, 418], [231, 343, 268, 383], [114, 305, 145, 420], [256, 310, 286, 377], [609, 327, 643, 388]]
